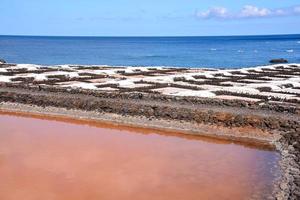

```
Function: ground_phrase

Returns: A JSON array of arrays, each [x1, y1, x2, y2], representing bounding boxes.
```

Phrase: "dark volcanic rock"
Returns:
[[0, 59, 6, 64], [269, 58, 288, 64], [277, 129, 300, 200]]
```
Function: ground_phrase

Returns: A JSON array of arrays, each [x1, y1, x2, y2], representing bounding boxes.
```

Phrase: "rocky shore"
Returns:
[[0, 62, 299, 199]]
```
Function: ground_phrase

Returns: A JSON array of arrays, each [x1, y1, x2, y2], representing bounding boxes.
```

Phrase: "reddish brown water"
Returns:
[[0, 112, 280, 200]]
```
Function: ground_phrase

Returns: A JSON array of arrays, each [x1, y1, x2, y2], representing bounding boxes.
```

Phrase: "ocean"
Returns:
[[0, 34, 299, 68]]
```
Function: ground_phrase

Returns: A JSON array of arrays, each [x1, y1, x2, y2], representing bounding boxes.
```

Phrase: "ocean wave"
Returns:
[[127, 54, 171, 59], [143, 54, 169, 58], [297, 41, 300, 44], [210, 48, 217, 51], [286, 49, 294, 53]]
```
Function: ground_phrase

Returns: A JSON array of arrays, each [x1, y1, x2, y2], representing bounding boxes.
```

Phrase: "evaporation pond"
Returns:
[[0, 113, 280, 200]]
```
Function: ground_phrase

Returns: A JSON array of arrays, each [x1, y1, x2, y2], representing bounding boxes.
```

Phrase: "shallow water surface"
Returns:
[[0, 113, 280, 200]]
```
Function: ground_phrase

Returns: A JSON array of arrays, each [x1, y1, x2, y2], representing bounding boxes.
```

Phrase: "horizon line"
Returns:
[[0, 33, 300, 38]]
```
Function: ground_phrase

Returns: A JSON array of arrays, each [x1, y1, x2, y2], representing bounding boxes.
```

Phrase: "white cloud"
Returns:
[[196, 5, 300, 20], [239, 5, 271, 18], [197, 7, 229, 19], [294, 6, 300, 13]]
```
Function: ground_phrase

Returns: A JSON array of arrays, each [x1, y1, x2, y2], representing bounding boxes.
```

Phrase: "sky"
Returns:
[[0, 0, 300, 36]]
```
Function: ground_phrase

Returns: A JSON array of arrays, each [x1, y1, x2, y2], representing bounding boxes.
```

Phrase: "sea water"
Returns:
[[0, 34, 299, 68]]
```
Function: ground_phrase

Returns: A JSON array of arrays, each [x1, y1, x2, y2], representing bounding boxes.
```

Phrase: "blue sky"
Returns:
[[1, 0, 300, 36]]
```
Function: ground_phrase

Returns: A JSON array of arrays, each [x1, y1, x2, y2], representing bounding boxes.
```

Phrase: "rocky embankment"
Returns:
[[276, 129, 300, 200], [0, 85, 298, 131]]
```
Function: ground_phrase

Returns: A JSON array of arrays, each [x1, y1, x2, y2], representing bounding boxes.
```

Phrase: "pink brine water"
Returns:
[[0, 113, 280, 200]]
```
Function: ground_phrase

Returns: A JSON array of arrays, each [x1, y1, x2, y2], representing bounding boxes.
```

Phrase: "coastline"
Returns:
[[0, 62, 299, 199]]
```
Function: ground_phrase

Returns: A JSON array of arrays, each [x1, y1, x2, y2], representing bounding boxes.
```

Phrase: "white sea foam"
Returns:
[[286, 49, 294, 53]]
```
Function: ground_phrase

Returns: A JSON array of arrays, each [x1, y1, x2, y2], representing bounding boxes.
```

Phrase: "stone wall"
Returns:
[[0, 85, 298, 132]]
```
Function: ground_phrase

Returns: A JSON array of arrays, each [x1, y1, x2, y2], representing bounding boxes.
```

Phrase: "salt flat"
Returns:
[[0, 62, 300, 104]]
